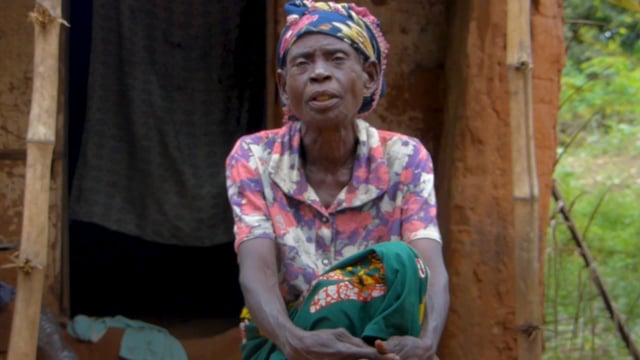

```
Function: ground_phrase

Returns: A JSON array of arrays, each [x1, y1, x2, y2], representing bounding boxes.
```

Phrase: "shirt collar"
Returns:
[[269, 119, 390, 213]]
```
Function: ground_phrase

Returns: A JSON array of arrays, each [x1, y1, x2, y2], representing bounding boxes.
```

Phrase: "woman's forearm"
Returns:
[[421, 267, 449, 347], [238, 238, 301, 352], [409, 239, 450, 349]]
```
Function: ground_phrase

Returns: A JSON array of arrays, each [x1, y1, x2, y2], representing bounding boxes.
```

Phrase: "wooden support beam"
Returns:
[[7, 1, 63, 359], [507, 0, 542, 359]]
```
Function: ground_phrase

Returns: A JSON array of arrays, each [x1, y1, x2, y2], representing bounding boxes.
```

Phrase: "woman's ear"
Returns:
[[362, 60, 380, 97], [276, 69, 288, 105]]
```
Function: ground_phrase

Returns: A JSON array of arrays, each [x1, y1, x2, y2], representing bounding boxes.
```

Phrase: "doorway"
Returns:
[[66, 0, 266, 321]]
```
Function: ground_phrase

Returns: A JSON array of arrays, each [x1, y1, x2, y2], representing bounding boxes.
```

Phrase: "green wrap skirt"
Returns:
[[240, 241, 429, 360]]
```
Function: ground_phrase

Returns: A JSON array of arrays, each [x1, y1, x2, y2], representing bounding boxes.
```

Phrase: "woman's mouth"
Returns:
[[308, 95, 339, 110], [314, 94, 333, 102]]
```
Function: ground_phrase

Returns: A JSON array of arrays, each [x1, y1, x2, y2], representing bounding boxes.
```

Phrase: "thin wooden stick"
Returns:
[[507, 0, 542, 359], [552, 182, 640, 360], [7, 1, 63, 359]]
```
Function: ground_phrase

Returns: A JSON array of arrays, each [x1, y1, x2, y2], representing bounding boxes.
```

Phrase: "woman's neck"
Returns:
[[300, 123, 357, 173]]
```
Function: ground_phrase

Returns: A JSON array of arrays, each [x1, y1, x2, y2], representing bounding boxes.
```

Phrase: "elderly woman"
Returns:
[[225, 1, 449, 359]]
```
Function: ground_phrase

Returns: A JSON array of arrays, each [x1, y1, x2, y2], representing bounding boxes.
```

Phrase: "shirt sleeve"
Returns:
[[225, 138, 276, 252], [400, 139, 442, 243]]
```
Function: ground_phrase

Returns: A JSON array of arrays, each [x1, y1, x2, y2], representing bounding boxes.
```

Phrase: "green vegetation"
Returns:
[[544, 1, 640, 358]]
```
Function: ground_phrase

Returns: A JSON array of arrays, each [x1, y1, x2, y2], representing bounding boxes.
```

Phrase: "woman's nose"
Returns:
[[310, 62, 331, 82]]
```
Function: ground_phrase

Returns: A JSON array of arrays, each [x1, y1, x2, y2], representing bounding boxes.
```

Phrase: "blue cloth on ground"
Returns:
[[67, 315, 187, 360]]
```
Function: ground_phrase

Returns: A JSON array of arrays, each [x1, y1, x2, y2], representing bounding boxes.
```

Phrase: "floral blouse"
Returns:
[[225, 119, 441, 303]]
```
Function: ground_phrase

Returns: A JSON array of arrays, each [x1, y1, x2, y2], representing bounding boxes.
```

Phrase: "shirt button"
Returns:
[[321, 258, 330, 266], [321, 216, 329, 223]]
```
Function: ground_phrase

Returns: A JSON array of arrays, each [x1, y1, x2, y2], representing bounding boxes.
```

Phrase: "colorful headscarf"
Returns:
[[276, 0, 389, 115]]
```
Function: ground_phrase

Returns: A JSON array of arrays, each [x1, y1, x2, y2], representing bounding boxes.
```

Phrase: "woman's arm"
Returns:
[[237, 237, 299, 352], [411, 238, 449, 351]]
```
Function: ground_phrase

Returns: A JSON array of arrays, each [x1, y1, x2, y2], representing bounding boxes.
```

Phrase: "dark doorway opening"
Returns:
[[66, 0, 266, 320]]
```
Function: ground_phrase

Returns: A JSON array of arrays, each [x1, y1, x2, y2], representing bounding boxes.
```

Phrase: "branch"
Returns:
[[565, 19, 609, 27]]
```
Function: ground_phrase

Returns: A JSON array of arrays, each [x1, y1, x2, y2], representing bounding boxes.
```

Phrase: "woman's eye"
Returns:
[[293, 59, 309, 67], [333, 56, 346, 62]]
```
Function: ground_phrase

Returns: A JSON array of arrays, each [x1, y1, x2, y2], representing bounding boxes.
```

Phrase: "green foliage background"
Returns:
[[545, 0, 640, 358]]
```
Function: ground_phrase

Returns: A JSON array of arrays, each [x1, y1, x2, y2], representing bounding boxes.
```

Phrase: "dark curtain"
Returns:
[[68, 0, 265, 317]]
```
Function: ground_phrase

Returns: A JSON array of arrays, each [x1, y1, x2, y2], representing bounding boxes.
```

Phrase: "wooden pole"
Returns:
[[552, 184, 640, 360], [7, 1, 63, 359], [506, 0, 542, 359]]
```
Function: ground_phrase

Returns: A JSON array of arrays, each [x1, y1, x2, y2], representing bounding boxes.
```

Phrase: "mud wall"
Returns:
[[437, 0, 517, 357], [437, 0, 564, 358], [0, 0, 64, 312]]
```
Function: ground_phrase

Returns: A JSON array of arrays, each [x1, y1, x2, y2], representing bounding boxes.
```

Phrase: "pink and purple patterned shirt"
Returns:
[[225, 119, 441, 303]]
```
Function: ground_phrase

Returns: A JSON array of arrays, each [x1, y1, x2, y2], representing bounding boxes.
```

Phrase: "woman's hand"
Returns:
[[375, 336, 437, 360], [284, 328, 400, 360]]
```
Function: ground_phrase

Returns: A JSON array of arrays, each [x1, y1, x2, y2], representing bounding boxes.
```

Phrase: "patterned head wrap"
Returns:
[[276, 0, 389, 115]]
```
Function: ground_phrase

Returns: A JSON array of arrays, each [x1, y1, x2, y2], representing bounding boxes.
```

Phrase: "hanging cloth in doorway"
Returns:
[[70, 0, 263, 246]]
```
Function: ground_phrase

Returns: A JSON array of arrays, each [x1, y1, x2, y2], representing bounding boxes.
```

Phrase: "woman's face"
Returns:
[[278, 34, 378, 128]]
